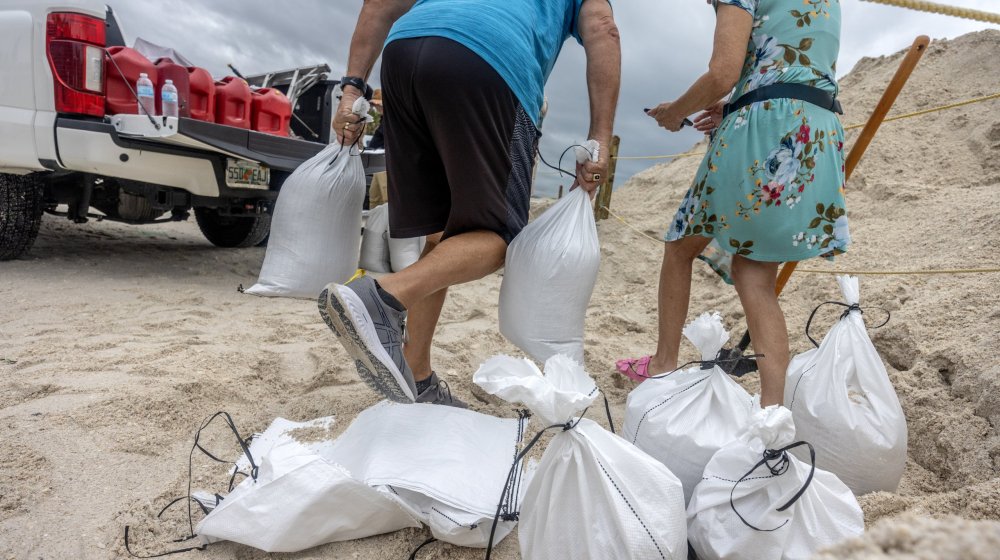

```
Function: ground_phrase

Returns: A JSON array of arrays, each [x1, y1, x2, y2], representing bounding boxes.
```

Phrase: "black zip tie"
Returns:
[[408, 537, 438, 560], [485, 408, 590, 560], [636, 355, 767, 381], [602, 392, 617, 434], [805, 301, 891, 348], [729, 441, 817, 532]]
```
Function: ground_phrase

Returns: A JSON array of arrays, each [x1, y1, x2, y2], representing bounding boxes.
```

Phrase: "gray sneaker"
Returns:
[[416, 372, 468, 408], [318, 276, 417, 403]]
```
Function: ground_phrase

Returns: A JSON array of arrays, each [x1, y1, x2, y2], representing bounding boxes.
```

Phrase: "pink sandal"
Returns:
[[615, 356, 652, 383]]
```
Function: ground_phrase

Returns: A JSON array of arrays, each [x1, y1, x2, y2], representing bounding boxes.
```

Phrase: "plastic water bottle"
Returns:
[[136, 72, 155, 116], [161, 79, 179, 118]]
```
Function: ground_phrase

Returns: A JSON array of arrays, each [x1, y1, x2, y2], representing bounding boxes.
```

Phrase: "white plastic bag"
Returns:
[[196, 417, 420, 552], [197, 402, 527, 552], [498, 142, 601, 365], [325, 401, 527, 548], [785, 275, 907, 495], [688, 406, 865, 560], [359, 203, 391, 273], [245, 99, 370, 298], [622, 312, 756, 504], [474, 354, 688, 560]]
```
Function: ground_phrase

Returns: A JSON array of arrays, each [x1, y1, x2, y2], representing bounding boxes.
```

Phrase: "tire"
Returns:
[[194, 208, 271, 248], [0, 174, 45, 261]]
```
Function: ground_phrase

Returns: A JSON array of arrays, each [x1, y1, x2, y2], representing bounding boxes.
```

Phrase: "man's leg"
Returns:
[[731, 255, 788, 407], [396, 232, 503, 383], [648, 235, 713, 375]]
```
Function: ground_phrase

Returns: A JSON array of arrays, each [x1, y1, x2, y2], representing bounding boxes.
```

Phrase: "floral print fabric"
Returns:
[[669, 0, 849, 283]]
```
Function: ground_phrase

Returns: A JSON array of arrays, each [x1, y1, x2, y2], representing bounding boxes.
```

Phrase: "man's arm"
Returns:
[[576, 0, 621, 194], [334, 0, 416, 144]]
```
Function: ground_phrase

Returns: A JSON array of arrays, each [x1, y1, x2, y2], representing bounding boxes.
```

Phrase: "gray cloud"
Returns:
[[111, 0, 998, 197]]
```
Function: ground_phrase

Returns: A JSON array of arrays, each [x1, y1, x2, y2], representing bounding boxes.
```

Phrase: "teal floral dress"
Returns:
[[666, 0, 850, 283]]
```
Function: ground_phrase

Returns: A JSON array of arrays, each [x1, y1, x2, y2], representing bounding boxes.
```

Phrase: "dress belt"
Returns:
[[722, 83, 844, 120]]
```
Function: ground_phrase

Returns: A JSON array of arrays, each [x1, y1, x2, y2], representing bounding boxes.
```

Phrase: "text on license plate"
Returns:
[[226, 159, 270, 189]]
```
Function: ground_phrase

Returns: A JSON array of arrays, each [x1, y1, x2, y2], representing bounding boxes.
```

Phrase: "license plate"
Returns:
[[226, 159, 270, 189]]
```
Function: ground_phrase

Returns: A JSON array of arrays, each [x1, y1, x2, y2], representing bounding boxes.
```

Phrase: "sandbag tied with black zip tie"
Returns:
[[474, 354, 688, 560], [687, 406, 864, 560], [785, 275, 906, 495], [245, 97, 372, 299], [623, 312, 758, 505]]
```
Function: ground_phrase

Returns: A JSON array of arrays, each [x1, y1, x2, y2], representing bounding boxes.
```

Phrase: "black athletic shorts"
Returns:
[[380, 37, 540, 244]]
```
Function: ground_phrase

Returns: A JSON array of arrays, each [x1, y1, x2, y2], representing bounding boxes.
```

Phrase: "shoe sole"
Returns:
[[318, 284, 415, 403]]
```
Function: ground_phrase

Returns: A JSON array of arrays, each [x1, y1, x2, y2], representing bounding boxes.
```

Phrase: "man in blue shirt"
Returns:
[[323, 0, 620, 407]]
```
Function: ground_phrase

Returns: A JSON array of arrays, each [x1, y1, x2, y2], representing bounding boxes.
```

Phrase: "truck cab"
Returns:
[[0, 1, 382, 259]]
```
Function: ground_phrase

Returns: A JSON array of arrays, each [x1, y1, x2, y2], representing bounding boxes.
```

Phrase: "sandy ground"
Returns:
[[3, 29, 1000, 559]]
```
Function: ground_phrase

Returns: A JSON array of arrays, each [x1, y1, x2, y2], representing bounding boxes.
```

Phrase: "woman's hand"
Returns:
[[647, 102, 686, 132], [332, 88, 366, 146], [692, 100, 725, 134]]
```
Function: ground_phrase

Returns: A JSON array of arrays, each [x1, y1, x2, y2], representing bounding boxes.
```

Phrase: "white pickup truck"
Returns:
[[0, 1, 382, 260]]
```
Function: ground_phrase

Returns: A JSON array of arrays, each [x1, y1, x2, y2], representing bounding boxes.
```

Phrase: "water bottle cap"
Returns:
[[139, 73, 148, 78], [165, 79, 174, 84]]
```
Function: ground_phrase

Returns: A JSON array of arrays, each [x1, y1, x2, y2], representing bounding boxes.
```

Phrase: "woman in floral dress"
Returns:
[[618, 0, 849, 406]]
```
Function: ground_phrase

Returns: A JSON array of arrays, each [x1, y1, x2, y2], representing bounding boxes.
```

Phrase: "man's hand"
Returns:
[[647, 102, 686, 132], [334, 0, 416, 144], [333, 87, 365, 145], [692, 100, 725, 134], [572, 139, 610, 195]]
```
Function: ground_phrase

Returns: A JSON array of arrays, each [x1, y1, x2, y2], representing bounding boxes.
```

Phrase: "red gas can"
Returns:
[[154, 58, 191, 118], [251, 88, 292, 136], [214, 76, 251, 129], [186, 67, 215, 122], [105, 46, 158, 115]]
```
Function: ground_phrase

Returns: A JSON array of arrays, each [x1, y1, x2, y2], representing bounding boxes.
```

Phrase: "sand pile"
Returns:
[[1, 30, 999, 559]]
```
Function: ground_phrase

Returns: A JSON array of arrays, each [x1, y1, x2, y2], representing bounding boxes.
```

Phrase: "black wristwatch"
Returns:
[[339, 76, 374, 101]]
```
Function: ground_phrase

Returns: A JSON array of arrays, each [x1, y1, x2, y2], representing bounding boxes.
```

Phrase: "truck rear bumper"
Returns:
[[54, 116, 328, 199]]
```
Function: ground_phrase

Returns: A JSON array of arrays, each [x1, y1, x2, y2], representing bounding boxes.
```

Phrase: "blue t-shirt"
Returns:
[[386, 0, 586, 126]]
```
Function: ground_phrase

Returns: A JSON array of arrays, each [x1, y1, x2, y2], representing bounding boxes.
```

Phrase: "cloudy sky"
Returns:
[[111, 0, 999, 196]]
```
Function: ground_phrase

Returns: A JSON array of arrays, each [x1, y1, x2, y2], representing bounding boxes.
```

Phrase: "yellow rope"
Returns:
[[613, 91, 1000, 160], [599, 206, 1000, 276], [614, 149, 706, 161], [862, 0, 1000, 24], [796, 267, 1000, 275], [843, 91, 1000, 130]]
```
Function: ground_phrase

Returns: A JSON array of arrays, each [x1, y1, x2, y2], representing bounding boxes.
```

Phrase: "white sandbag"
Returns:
[[359, 203, 391, 273], [197, 403, 527, 552], [498, 141, 601, 365], [360, 203, 425, 273], [245, 98, 370, 298], [325, 401, 527, 548], [475, 354, 688, 560], [622, 312, 756, 504], [688, 406, 865, 560], [196, 417, 420, 552], [388, 232, 425, 272], [785, 275, 907, 495]]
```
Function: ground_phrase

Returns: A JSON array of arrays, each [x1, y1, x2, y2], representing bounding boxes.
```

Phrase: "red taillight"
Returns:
[[46, 12, 106, 117]]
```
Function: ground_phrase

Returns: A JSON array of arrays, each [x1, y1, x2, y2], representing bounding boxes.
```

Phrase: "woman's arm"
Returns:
[[648, 4, 753, 132]]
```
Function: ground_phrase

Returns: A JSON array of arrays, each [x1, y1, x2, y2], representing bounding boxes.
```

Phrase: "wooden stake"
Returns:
[[774, 35, 930, 296], [594, 135, 621, 220]]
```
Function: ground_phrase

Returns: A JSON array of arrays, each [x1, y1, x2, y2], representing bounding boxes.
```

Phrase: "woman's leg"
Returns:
[[648, 235, 713, 375], [731, 256, 789, 407]]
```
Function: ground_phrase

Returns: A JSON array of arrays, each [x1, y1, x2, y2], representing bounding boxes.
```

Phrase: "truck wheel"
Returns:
[[0, 174, 45, 261], [194, 208, 271, 248]]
